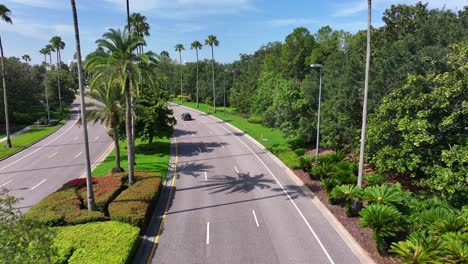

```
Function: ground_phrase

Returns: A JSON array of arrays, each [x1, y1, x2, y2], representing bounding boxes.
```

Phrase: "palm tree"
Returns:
[[45, 44, 54, 70], [50, 36, 65, 114], [128, 13, 150, 54], [205, 35, 219, 113], [70, 0, 96, 210], [85, 28, 148, 185], [87, 82, 124, 172], [175, 44, 185, 104], [21, 54, 31, 63], [191, 40, 202, 108], [357, 0, 372, 187], [39, 48, 50, 125], [0, 4, 12, 148]]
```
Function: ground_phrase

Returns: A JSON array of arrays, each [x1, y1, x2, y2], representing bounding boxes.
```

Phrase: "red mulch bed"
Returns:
[[293, 169, 401, 264]]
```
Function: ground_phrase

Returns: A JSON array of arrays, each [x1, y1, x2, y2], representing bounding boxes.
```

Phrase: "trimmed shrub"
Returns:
[[108, 172, 162, 228], [13, 112, 34, 125], [247, 116, 264, 124], [53, 221, 140, 264], [78, 175, 124, 212]]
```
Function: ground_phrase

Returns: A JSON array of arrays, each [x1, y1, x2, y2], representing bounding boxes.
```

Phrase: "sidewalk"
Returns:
[[0, 125, 34, 143]]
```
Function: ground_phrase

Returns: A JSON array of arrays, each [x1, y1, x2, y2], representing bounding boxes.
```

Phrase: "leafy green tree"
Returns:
[[0, 4, 12, 148], [280, 27, 315, 81], [0, 190, 58, 263], [191, 40, 202, 108], [85, 28, 149, 185], [205, 35, 219, 112]]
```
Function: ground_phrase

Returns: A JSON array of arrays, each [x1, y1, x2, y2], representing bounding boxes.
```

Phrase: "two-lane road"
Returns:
[[0, 98, 113, 212], [149, 105, 370, 264]]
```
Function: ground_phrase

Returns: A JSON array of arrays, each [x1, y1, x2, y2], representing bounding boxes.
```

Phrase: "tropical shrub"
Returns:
[[108, 172, 162, 228], [390, 231, 444, 264], [362, 183, 404, 207], [312, 162, 335, 179], [364, 173, 386, 186], [294, 148, 306, 156], [441, 232, 468, 263], [247, 116, 264, 124], [321, 178, 340, 194], [299, 154, 314, 172], [53, 221, 140, 264], [330, 184, 362, 216], [329, 150, 346, 163], [359, 204, 402, 254]]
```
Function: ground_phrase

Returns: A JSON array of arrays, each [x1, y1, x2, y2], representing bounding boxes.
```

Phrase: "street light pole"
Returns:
[[310, 64, 323, 163]]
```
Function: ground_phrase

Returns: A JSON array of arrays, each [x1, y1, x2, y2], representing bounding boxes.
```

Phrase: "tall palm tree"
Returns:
[[85, 28, 148, 185], [39, 48, 50, 125], [50, 36, 65, 114], [191, 40, 202, 108], [357, 0, 372, 187], [70, 0, 96, 210], [205, 35, 219, 113], [87, 82, 124, 172], [128, 13, 150, 54], [45, 44, 54, 70], [21, 54, 31, 63], [175, 44, 185, 104], [0, 4, 12, 148]]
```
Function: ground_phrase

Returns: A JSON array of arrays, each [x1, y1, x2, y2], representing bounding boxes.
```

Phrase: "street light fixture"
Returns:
[[310, 64, 323, 163]]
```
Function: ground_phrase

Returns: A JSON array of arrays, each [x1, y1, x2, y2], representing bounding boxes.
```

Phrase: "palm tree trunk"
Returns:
[[179, 51, 183, 104], [43, 57, 50, 126], [56, 50, 63, 114], [0, 34, 11, 148], [211, 45, 216, 113], [125, 77, 135, 185], [113, 124, 121, 170], [357, 0, 372, 187], [70, 0, 96, 210], [126, 0, 130, 31], [196, 48, 199, 108]]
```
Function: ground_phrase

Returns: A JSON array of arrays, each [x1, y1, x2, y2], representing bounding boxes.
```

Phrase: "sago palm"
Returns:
[[389, 231, 444, 264], [441, 232, 468, 263], [87, 82, 125, 172], [0, 4, 12, 148], [85, 28, 148, 185], [175, 44, 185, 104], [362, 183, 404, 207], [330, 184, 362, 216], [205, 35, 219, 113], [191, 40, 202, 108], [50, 36, 65, 114]]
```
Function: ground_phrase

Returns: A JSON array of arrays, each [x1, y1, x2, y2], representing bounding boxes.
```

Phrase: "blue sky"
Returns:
[[1, 0, 466, 65]]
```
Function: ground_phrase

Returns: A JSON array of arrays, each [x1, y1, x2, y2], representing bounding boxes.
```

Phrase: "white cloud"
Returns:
[[269, 18, 318, 27], [103, 0, 254, 18], [0, 18, 73, 39]]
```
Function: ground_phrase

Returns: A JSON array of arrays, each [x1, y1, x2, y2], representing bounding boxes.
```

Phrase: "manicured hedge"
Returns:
[[53, 221, 140, 264], [25, 175, 124, 226], [108, 172, 162, 228]]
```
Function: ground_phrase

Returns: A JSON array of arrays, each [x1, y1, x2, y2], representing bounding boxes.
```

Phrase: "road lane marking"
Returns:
[[252, 210, 260, 227], [234, 166, 239, 174], [198, 147, 202, 153], [74, 136, 79, 141], [209, 131, 213, 135], [191, 133, 195, 137], [0, 106, 80, 172], [213, 116, 335, 264], [146, 137, 178, 263], [48, 152, 58, 159], [95, 136, 100, 140], [204, 171, 208, 181], [31, 179, 47, 190], [206, 222, 210, 245], [221, 144, 225, 149], [74, 152, 82, 159], [0, 180, 12, 188]]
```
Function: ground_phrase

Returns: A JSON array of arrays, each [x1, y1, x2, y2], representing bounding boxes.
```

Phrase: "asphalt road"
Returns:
[[148, 105, 365, 264], [0, 98, 113, 212]]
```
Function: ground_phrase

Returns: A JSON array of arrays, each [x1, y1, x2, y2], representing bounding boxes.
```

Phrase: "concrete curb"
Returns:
[[176, 103, 375, 264]]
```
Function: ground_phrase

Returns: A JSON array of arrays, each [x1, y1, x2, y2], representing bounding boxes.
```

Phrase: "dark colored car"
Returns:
[[181, 112, 192, 121]]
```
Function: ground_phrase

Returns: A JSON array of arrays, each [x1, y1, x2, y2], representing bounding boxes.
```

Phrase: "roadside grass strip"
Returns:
[[173, 101, 301, 168], [53, 221, 140, 264]]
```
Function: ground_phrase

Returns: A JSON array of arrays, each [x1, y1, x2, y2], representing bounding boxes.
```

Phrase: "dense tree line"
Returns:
[[167, 3, 467, 205]]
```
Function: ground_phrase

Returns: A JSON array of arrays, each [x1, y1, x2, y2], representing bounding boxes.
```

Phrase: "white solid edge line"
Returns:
[[74, 152, 83, 159], [74, 136, 79, 141], [0, 106, 80, 172], [252, 210, 260, 227], [206, 222, 210, 245], [234, 166, 239, 174], [204, 171, 208, 181], [48, 152, 58, 159], [221, 144, 225, 149], [31, 179, 47, 190], [213, 117, 335, 264], [0, 179, 12, 188]]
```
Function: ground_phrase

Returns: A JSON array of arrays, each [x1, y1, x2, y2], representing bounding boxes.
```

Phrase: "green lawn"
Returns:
[[174, 101, 301, 168], [92, 137, 171, 178], [0, 119, 67, 160]]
